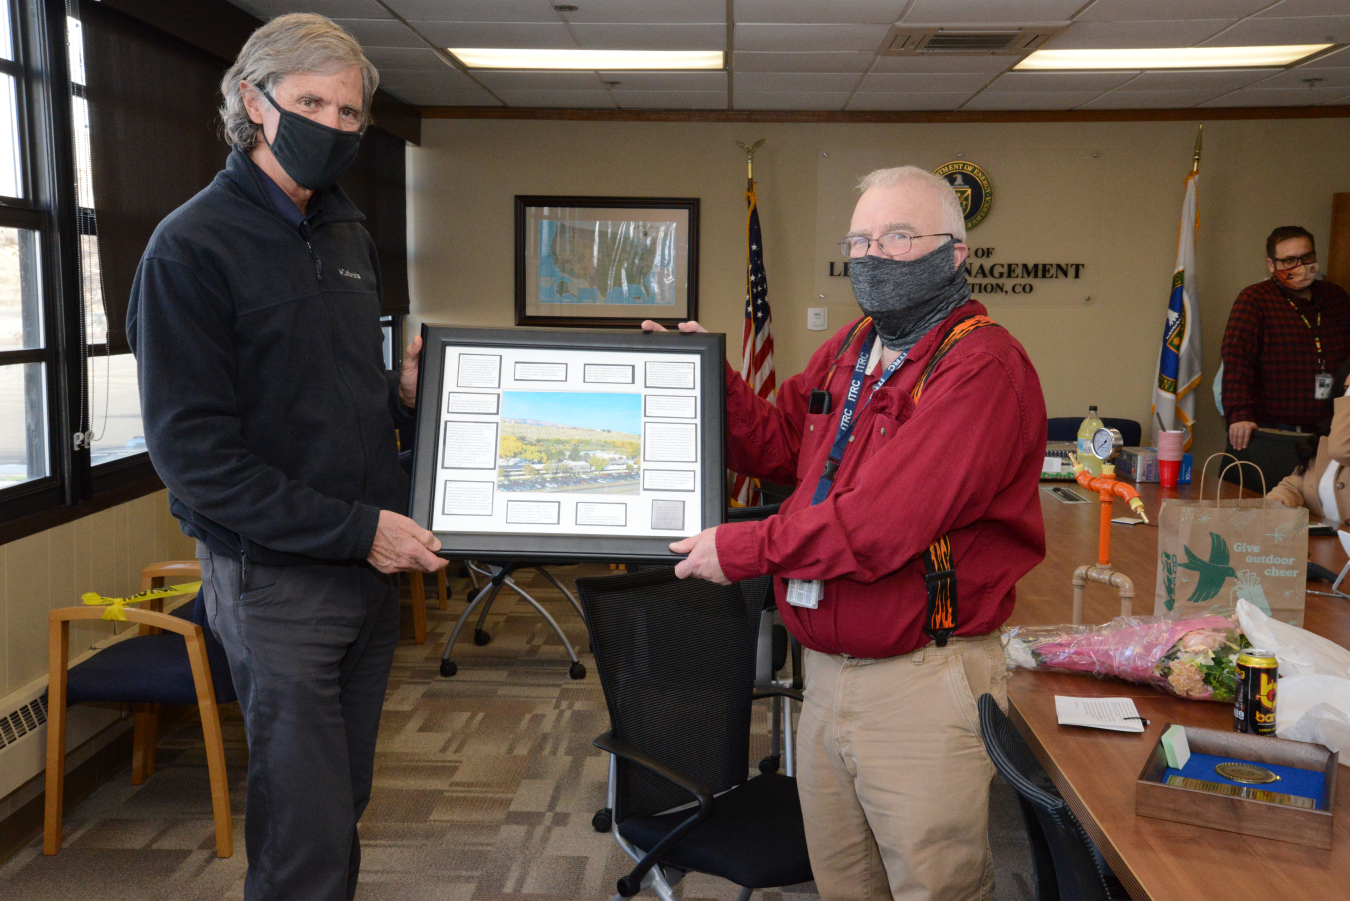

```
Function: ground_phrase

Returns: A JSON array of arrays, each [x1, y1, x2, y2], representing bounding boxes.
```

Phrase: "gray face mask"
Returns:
[[849, 241, 971, 352]]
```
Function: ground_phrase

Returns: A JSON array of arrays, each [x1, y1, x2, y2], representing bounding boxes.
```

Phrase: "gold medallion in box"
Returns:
[[933, 161, 993, 229]]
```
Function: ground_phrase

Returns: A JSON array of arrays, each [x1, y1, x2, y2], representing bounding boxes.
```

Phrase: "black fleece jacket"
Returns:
[[127, 149, 411, 565]]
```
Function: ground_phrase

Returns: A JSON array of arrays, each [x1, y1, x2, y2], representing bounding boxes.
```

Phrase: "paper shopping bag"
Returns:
[[1154, 455, 1308, 627]]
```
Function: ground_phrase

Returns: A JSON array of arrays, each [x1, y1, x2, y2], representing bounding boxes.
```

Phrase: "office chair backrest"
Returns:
[[977, 694, 1121, 901], [576, 568, 768, 825], [1046, 417, 1142, 448]]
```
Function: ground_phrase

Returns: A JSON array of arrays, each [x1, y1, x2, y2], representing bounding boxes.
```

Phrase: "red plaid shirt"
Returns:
[[1221, 277, 1350, 428]]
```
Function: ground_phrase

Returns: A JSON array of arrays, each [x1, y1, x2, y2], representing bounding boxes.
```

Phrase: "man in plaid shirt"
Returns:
[[1221, 225, 1350, 483]]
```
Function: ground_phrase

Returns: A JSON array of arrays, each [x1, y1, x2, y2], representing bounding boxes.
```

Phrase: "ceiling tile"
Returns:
[[1046, 20, 1235, 49], [735, 72, 862, 92], [857, 72, 993, 92], [1077, 0, 1269, 22], [569, 24, 727, 51], [1077, 89, 1223, 109], [961, 90, 1106, 109], [472, 70, 604, 90], [1203, 16, 1350, 46], [362, 47, 446, 69], [611, 91, 729, 109], [234, 0, 391, 19], [735, 1, 908, 25], [333, 19, 426, 48], [413, 21, 575, 49], [733, 90, 852, 109], [984, 71, 1138, 92], [733, 51, 875, 72], [558, 0, 726, 24], [595, 71, 728, 91], [1199, 84, 1348, 105], [734, 24, 891, 52], [494, 89, 617, 108], [1248, 65, 1350, 88], [870, 54, 1014, 74], [1118, 69, 1274, 91], [376, 67, 501, 106], [845, 91, 976, 110], [384, 0, 556, 23], [1307, 46, 1350, 66], [903, 0, 1083, 25], [1256, 0, 1350, 17]]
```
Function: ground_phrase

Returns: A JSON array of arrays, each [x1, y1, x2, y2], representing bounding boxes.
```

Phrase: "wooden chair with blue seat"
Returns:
[[44, 560, 237, 858], [1046, 417, 1143, 448]]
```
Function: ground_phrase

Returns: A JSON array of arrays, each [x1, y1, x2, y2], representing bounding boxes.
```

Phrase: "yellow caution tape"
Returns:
[[80, 582, 203, 622]]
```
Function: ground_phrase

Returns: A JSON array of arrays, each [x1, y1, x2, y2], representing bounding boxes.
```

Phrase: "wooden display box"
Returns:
[[1135, 725, 1338, 849]]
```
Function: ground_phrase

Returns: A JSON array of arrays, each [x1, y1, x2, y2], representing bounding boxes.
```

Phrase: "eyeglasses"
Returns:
[[839, 232, 953, 259], [1272, 251, 1317, 271]]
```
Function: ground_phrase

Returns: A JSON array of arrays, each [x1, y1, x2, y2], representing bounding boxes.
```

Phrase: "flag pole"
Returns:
[[1191, 124, 1203, 174], [735, 138, 763, 193]]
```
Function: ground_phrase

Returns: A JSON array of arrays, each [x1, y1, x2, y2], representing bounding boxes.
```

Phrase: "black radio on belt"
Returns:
[[808, 389, 831, 415]]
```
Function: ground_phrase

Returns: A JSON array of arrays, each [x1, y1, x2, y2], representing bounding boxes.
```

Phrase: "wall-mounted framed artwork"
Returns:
[[410, 325, 725, 563], [514, 195, 699, 327]]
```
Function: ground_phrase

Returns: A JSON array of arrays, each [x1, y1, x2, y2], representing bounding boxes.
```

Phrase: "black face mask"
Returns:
[[849, 241, 970, 352], [260, 89, 362, 191]]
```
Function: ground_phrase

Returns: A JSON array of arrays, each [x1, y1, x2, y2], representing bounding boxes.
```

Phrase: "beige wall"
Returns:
[[409, 115, 1350, 464], [0, 490, 195, 702]]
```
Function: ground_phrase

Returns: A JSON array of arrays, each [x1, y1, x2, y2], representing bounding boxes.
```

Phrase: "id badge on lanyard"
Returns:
[[786, 329, 906, 609]]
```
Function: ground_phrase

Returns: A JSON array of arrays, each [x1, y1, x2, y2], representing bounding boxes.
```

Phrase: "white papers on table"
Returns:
[[1054, 696, 1146, 733], [1042, 456, 1063, 475]]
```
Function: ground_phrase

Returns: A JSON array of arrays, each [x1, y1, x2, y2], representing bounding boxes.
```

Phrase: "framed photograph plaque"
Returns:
[[514, 195, 699, 327], [411, 326, 726, 563]]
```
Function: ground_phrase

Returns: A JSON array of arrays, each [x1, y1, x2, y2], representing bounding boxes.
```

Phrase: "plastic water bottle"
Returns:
[[1077, 405, 1105, 477]]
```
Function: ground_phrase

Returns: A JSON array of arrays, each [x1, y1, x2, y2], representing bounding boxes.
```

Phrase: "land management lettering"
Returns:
[[828, 247, 1085, 298]]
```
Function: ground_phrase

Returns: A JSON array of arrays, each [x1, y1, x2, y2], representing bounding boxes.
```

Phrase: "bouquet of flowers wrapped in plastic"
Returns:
[[1004, 613, 1250, 702]]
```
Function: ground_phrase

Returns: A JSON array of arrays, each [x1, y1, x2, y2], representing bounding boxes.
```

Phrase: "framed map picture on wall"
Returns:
[[410, 325, 726, 562], [514, 196, 699, 327]]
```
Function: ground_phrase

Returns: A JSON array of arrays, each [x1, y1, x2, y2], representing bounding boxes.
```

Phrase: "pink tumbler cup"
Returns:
[[1157, 430, 1184, 489]]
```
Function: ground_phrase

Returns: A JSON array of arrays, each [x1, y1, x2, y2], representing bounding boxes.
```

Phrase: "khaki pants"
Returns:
[[796, 634, 1007, 901]]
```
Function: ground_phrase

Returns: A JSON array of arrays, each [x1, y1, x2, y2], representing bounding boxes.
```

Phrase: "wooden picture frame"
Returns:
[[514, 195, 699, 327], [410, 325, 726, 563]]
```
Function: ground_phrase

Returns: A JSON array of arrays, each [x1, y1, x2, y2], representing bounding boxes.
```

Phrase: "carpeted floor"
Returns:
[[0, 565, 1033, 900]]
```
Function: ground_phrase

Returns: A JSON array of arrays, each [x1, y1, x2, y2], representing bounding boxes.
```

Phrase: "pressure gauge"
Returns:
[[1091, 427, 1124, 462]]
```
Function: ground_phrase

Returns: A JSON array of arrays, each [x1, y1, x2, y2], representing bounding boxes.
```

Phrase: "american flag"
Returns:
[[732, 185, 775, 507]]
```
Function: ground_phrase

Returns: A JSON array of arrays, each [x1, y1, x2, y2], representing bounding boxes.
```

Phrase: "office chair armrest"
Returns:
[[752, 686, 803, 703], [593, 730, 715, 898]]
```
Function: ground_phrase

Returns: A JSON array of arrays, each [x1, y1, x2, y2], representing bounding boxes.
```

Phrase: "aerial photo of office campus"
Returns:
[[496, 390, 641, 495]]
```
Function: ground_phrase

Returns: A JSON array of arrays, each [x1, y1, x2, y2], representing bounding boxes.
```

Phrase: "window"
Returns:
[[0, 0, 154, 528]]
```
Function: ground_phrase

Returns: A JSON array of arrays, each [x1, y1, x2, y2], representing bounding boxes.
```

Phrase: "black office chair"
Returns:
[[576, 568, 812, 901], [976, 694, 1130, 901], [1046, 417, 1142, 448]]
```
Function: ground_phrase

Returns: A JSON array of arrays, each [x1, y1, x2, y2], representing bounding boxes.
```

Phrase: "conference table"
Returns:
[[1007, 474, 1350, 900]]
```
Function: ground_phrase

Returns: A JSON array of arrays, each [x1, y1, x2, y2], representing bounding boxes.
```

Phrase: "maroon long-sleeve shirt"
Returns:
[[714, 301, 1048, 659], [1221, 278, 1350, 429]]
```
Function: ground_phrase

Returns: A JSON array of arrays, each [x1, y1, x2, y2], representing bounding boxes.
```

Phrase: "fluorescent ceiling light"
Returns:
[[450, 49, 724, 70], [1015, 45, 1331, 70]]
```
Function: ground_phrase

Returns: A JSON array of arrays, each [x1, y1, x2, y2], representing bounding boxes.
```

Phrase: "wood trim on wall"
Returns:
[[1330, 193, 1350, 291], [420, 104, 1350, 124]]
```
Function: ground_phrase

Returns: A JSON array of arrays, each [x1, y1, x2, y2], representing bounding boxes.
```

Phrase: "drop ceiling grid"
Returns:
[[227, 0, 1350, 113]]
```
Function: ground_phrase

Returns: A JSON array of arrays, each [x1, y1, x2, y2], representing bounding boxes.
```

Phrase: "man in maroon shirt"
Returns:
[[646, 167, 1046, 900], [1221, 226, 1350, 485]]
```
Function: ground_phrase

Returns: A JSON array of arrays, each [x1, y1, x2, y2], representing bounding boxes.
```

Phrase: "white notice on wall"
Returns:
[[442, 481, 494, 516], [644, 422, 698, 463], [645, 395, 697, 418], [576, 502, 627, 527], [457, 354, 501, 389], [645, 360, 696, 389], [442, 421, 498, 469]]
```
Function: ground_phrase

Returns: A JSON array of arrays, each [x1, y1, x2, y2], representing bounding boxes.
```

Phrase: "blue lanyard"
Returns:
[[810, 328, 907, 505]]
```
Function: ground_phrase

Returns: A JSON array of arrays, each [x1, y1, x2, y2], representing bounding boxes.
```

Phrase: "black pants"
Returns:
[[198, 544, 400, 901], [1223, 427, 1305, 492]]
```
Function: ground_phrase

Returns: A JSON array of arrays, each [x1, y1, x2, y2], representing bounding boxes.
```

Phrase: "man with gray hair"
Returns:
[[127, 14, 445, 901], [650, 166, 1046, 899]]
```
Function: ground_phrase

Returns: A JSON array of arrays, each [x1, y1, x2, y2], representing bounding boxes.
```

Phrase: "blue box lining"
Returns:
[[1161, 752, 1324, 810]]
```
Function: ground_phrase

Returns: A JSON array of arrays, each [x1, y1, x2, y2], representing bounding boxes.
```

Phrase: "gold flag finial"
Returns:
[[735, 139, 765, 189], [1191, 125, 1203, 174]]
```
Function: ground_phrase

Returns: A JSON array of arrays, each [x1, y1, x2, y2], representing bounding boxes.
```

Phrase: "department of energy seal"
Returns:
[[933, 161, 992, 229]]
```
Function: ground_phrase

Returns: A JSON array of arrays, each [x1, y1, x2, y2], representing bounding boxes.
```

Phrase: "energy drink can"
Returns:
[[1234, 650, 1278, 736]]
